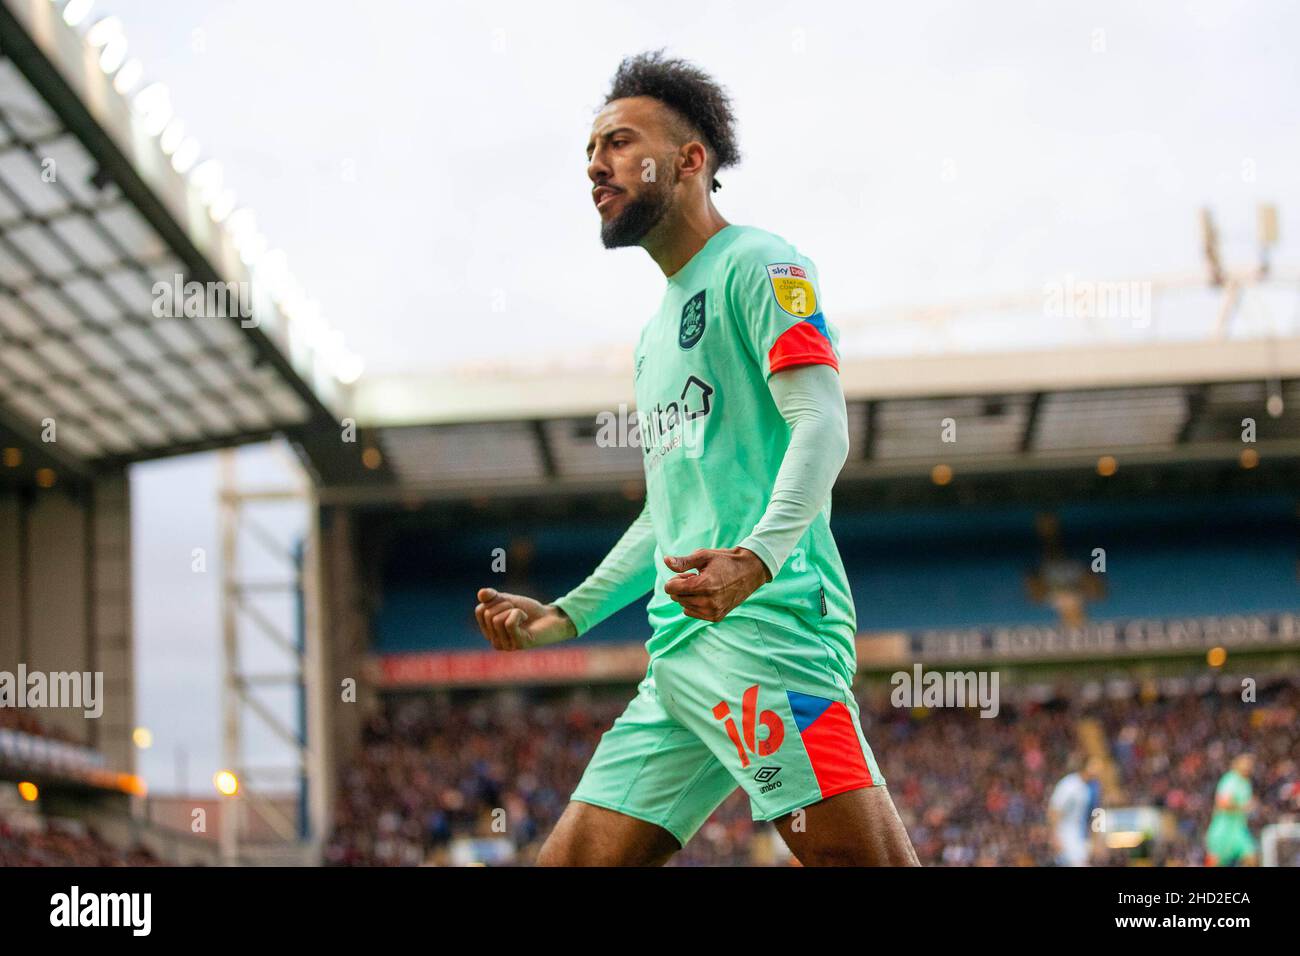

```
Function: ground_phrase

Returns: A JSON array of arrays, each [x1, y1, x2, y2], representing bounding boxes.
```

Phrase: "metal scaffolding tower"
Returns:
[[217, 443, 326, 865]]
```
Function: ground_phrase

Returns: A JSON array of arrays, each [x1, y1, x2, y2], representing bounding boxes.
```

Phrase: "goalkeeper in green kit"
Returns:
[[1206, 753, 1258, 866], [473, 51, 918, 866]]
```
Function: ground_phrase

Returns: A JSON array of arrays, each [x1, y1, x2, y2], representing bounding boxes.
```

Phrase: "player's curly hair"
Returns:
[[605, 50, 740, 192]]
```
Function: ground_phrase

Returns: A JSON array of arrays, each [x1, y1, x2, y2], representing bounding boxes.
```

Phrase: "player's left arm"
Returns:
[[664, 247, 847, 620]]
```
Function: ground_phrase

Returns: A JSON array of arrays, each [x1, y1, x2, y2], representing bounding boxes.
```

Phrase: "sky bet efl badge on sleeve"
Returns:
[[766, 263, 817, 317]]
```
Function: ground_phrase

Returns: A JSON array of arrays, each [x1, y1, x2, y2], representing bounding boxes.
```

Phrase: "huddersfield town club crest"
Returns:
[[679, 290, 706, 349]]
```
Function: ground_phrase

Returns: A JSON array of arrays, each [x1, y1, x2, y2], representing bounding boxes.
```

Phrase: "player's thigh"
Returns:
[[773, 786, 919, 866], [653, 615, 909, 866], [537, 800, 681, 867], [542, 671, 736, 864]]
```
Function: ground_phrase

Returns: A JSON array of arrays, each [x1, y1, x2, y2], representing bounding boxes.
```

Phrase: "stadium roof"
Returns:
[[334, 279, 1300, 505], [0, 0, 380, 489]]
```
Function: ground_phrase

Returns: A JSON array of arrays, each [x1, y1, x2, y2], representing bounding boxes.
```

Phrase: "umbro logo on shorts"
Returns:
[[754, 766, 783, 794]]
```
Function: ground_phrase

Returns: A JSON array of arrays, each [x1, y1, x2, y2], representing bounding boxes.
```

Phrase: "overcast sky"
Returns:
[[111, 0, 1300, 797]]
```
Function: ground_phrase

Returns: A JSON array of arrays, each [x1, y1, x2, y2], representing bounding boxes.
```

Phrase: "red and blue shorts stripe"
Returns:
[[786, 689, 874, 797]]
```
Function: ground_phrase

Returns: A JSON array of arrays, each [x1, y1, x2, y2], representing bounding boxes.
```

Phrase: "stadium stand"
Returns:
[[339, 488, 1300, 866], [0, 813, 161, 866], [371, 494, 1299, 653], [325, 674, 1300, 866]]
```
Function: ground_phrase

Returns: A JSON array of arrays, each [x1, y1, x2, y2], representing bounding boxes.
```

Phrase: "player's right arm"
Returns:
[[474, 502, 657, 651]]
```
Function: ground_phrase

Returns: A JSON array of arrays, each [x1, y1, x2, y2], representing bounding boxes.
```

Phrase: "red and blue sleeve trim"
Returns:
[[767, 312, 839, 374]]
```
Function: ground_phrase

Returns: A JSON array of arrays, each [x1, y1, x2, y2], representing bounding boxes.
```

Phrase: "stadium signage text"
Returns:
[[376, 613, 1300, 688], [911, 612, 1300, 663]]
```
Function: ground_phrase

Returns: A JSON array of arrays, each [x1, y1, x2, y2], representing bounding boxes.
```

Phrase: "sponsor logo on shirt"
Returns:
[[638, 374, 714, 466]]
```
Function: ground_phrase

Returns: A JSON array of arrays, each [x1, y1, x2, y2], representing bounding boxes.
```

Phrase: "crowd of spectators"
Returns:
[[1, 712, 162, 866], [1095, 678, 1300, 865], [326, 672, 1300, 866], [0, 707, 71, 740], [0, 814, 161, 866]]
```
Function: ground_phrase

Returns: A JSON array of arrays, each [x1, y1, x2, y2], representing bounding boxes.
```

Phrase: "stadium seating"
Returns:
[[326, 674, 1300, 866], [371, 494, 1300, 650]]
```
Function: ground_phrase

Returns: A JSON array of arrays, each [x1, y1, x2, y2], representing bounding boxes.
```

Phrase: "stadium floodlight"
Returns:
[[171, 137, 201, 174], [316, 327, 345, 365], [1266, 380, 1284, 418], [292, 299, 325, 341], [334, 350, 365, 385], [85, 14, 126, 73], [213, 770, 240, 797], [98, 37, 128, 74], [319, 328, 354, 374], [239, 232, 268, 266], [132, 82, 173, 136], [253, 249, 291, 307], [84, 14, 120, 46], [61, 0, 93, 28], [159, 119, 185, 156], [275, 275, 308, 321], [189, 159, 224, 202], [208, 188, 237, 223], [225, 208, 258, 247], [112, 57, 143, 94], [291, 302, 332, 368]]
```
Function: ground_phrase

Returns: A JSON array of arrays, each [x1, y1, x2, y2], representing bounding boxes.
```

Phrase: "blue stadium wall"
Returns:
[[371, 494, 1300, 654]]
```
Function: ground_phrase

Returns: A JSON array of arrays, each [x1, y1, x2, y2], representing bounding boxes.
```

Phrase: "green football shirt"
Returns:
[[1212, 769, 1252, 820], [633, 224, 857, 667]]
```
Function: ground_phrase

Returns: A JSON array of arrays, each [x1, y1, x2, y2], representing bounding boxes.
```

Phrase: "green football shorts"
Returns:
[[570, 614, 885, 847], [1206, 817, 1257, 864]]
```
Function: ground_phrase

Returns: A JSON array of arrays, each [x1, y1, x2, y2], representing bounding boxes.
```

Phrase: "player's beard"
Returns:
[[600, 176, 674, 249]]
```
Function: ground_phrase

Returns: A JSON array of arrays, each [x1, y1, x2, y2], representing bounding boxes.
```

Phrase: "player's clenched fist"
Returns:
[[474, 588, 577, 651], [662, 546, 771, 622]]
